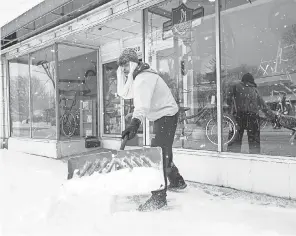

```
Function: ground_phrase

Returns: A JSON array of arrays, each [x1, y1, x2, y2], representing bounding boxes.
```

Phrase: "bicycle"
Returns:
[[58, 69, 94, 137], [59, 91, 79, 137], [259, 115, 278, 130], [259, 110, 296, 145], [176, 105, 238, 146]]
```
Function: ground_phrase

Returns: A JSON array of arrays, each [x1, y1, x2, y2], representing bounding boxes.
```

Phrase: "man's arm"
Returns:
[[226, 83, 235, 107], [132, 73, 158, 123], [256, 90, 276, 120]]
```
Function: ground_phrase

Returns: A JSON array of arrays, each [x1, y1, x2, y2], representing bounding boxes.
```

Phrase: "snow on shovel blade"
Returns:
[[115, 147, 163, 169], [67, 147, 164, 189], [67, 152, 113, 179]]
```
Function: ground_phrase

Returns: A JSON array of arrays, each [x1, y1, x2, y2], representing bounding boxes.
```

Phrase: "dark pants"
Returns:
[[227, 112, 261, 154], [151, 112, 181, 190]]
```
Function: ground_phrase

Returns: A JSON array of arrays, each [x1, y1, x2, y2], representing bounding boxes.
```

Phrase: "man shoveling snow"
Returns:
[[117, 48, 187, 211]]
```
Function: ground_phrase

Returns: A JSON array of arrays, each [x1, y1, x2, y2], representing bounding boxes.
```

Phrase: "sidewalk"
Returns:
[[1, 148, 296, 236]]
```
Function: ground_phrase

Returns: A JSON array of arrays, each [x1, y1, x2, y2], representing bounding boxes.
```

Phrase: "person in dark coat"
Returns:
[[226, 73, 268, 154]]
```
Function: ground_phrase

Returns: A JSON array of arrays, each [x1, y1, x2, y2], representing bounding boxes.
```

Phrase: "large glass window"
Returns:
[[58, 44, 98, 140], [221, 0, 296, 156], [9, 55, 30, 137], [146, 0, 219, 151], [30, 47, 56, 139]]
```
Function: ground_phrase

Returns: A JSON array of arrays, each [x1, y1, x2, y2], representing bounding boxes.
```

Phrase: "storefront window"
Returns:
[[30, 47, 56, 139], [58, 44, 98, 140], [9, 55, 30, 137], [221, 0, 296, 156], [146, 0, 220, 151]]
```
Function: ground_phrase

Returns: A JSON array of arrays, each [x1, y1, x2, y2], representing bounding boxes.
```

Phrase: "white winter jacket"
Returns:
[[132, 68, 179, 123]]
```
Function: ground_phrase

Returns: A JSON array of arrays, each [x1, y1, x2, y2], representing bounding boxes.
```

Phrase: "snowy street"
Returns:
[[1, 149, 296, 236]]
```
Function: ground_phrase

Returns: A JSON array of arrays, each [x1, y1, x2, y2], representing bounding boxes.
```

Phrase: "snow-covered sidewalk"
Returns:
[[1, 149, 296, 236]]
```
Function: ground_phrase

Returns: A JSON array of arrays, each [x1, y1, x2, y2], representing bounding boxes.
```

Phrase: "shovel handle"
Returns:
[[120, 136, 128, 150]]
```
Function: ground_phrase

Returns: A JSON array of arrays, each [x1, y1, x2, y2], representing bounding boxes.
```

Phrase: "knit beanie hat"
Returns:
[[118, 48, 139, 66]]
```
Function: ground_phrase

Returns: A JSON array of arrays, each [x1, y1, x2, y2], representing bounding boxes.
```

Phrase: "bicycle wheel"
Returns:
[[205, 115, 238, 145], [61, 113, 77, 137]]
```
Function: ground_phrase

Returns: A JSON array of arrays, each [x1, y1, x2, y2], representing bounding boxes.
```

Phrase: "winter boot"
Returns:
[[168, 174, 187, 190], [138, 189, 167, 211], [167, 164, 187, 190]]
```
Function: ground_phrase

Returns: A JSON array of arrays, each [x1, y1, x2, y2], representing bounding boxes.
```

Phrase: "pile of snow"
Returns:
[[67, 167, 164, 196], [43, 167, 164, 221]]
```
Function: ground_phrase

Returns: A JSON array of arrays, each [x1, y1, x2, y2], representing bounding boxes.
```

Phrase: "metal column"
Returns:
[[54, 43, 60, 140], [215, 0, 223, 152], [5, 58, 11, 139], [96, 49, 100, 137], [142, 8, 150, 146], [119, 39, 126, 135], [28, 54, 33, 138], [0, 57, 5, 146], [98, 48, 104, 137]]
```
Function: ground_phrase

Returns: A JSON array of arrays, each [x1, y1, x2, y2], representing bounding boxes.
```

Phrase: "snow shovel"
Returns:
[[67, 136, 165, 189]]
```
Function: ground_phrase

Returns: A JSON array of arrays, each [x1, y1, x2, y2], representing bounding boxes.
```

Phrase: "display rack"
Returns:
[[80, 100, 96, 137]]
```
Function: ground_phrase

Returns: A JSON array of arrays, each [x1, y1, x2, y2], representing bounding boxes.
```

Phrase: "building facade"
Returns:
[[1, 0, 296, 199]]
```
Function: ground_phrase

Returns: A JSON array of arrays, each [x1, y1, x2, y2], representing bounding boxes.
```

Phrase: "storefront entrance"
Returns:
[[62, 10, 144, 149]]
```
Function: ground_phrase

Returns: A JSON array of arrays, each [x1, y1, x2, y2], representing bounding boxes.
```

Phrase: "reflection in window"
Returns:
[[30, 47, 56, 139], [58, 45, 98, 140], [221, 0, 296, 156], [9, 56, 30, 137], [147, 0, 218, 151], [103, 62, 121, 135]]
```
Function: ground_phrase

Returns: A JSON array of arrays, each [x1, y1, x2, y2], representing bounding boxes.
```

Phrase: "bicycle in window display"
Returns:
[[58, 69, 94, 137], [59, 91, 80, 137], [175, 103, 238, 146]]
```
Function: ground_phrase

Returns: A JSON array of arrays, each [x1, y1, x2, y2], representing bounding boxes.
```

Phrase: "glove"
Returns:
[[122, 118, 141, 140]]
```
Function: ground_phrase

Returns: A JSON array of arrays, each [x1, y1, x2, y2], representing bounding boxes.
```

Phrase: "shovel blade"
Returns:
[[67, 151, 113, 179], [116, 147, 163, 167], [67, 147, 164, 188]]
